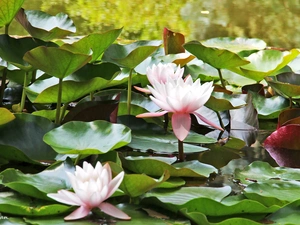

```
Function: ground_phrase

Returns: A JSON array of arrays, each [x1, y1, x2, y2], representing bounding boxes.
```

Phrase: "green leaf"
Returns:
[[0, 114, 57, 160], [102, 40, 161, 68], [231, 49, 300, 82], [121, 156, 217, 178], [120, 171, 170, 197], [61, 28, 122, 63], [15, 9, 76, 41], [23, 47, 92, 78], [202, 37, 266, 53], [183, 40, 249, 69], [205, 92, 247, 111], [0, 34, 57, 71], [0, 108, 15, 125], [43, 120, 131, 154], [0, 192, 71, 216], [250, 92, 289, 119], [0, 160, 74, 200], [234, 161, 300, 185], [0, 0, 24, 27]]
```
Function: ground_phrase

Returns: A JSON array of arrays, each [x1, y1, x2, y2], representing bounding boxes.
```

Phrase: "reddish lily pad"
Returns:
[[163, 27, 185, 55], [278, 108, 300, 128], [264, 124, 300, 167]]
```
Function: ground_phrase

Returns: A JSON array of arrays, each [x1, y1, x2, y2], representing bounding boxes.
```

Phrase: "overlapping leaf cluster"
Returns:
[[1, 1, 300, 224]]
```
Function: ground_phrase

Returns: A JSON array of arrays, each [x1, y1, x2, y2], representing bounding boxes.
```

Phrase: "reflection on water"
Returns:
[[2, 0, 300, 48]]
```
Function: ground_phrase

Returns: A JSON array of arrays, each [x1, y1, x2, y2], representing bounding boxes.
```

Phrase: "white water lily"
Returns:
[[137, 76, 223, 141], [47, 161, 130, 221], [135, 63, 184, 93]]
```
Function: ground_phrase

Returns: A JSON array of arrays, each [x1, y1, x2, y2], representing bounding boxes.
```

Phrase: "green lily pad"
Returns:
[[15, 9, 75, 41], [23, 47, 92, 79], [250, 92, 289, 119], [202, 37, 266, 53], [102, 40, 161, 68], [0, 0, 24, 27], [0, 108, 15, 125], [121, 156, 217, 178], [43, 120, 131, 154], [244, 180, 300, 207], [231, 49, 299, 82], [183, 40, 249, 69], [0, 114, 57, 160], [0, 192, 71, 216], [205, 92, 247, 111], [120, 171, 170, 197], [0, 160, 74, 200], [61, 28, 122, 63], [234, 161, 300, 185], [0, 34, 57, 71]]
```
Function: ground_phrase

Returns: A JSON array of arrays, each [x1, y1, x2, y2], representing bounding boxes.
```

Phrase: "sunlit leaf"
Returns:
[[0, 0, 24, 28], [0, 108, 15, 125], [15, 9, 75, 41], [23, 47, 92, 78], [43, 120, 131, 154]]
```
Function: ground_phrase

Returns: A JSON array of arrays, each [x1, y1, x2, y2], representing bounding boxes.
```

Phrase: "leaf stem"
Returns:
[[216, 111, 225, 129], [178, 139, 185, 162], [127, 68, 133, 115], [217, 68, 226, 89], [19, 71, 29, 112], [0, 68, 7, 106], [55, 78, 63, 124]]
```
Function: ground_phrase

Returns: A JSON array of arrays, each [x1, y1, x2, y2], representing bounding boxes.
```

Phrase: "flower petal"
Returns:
[[172, 113, 191, 141], [134, 86, 151, 94], [107, 171, 124, 197], [64, 205, 91, 220], [47, 190, 83, 206], [193, 111, 224, 131], [136, 111, 168, 118], [99, 202, 131, 220]]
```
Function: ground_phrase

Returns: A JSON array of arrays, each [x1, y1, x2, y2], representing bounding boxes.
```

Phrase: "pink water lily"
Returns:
[[137, 76, 223, 141], [134, 63, 184, 93], [47, 161, 130, 221]]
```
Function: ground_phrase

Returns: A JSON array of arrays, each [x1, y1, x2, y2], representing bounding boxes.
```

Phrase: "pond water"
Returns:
[[3, 0, 300, 49]]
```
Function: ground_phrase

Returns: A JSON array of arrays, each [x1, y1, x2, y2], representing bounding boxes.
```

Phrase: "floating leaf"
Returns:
[[0, 114, 57, 160], [264, 124, 300, 167], [15, 9, 75, 41], [0, 192, 71, 216], [202, 37, 266, 53], [0, 0, 24, 27], [121, 156, 217, 178], [278, 108, 300, 128], [0, 160, 73, 200], [43, 120, 131, 154]]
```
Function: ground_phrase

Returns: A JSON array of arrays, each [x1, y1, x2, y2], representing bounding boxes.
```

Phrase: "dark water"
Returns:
[[2, 0, 300, 48]]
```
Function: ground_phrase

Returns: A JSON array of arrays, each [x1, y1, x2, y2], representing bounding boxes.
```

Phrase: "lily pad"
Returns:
[[121, 156, 217, 178], [0, 160, 74, 200], [15, 9, 76, 41], [0, 0, 24, 27], [43, 120, 131, 154], [278, 108, 300, 128], [201, 37, 266, 53], [183, 40, 249, 69], [163, 27, 185, 55]]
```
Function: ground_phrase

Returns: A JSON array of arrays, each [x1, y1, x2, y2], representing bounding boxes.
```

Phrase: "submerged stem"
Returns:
[[55, 78, 63, 124], [217, 68, 226, 89], [127, 68, 134, 115], [216, 111, 225, 130], [0, 68, 7, 106], [20, 71, 29, 112], [178, 139, 185, 162]]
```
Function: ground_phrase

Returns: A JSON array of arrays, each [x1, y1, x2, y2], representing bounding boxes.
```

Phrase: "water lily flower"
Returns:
[[47, 161, 130, 221], [137, 76, 223, 141], [134, 63, 184, 93]]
